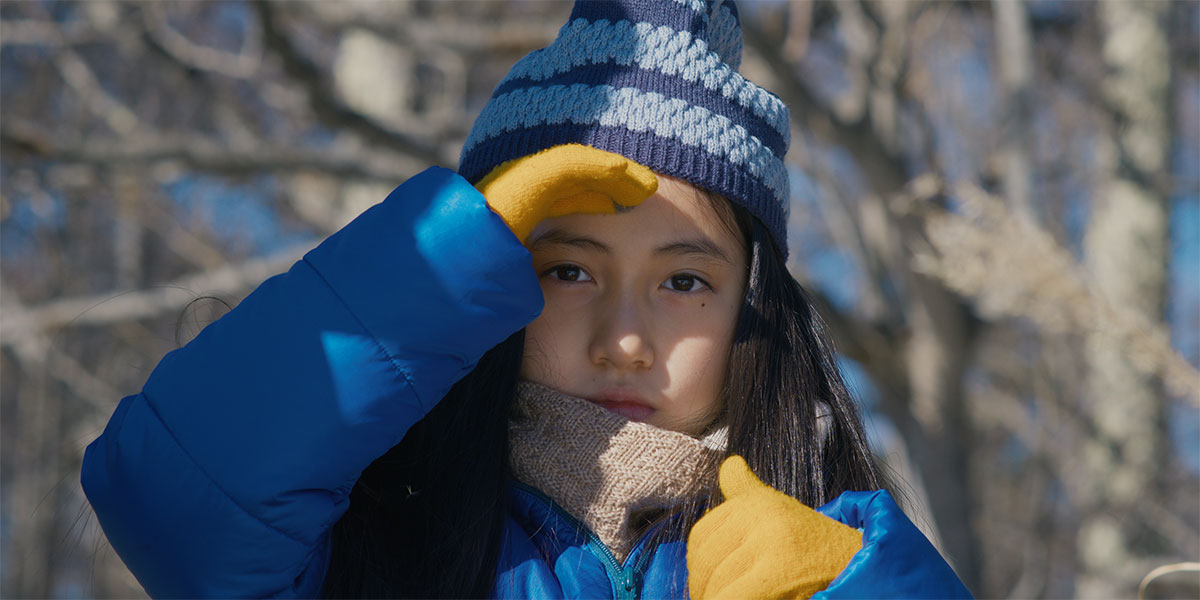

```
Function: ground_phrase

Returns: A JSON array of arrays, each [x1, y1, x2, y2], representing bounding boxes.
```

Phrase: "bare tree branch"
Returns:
[[992, 0, 1037, 222], [252, 1, 449, 165], [0, 18, 102, 46], [49, 33, 140, 136], [907, 177, 1200, 403], [0, 120, 415, 183], [289, 2, 562, 55], [140, 3, 263, 80], [0, 287, 122, 411], [1, 244, 309, 345]]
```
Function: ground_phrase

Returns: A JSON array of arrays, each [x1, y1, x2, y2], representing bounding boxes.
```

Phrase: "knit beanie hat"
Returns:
[[458, 0, 792, 256]]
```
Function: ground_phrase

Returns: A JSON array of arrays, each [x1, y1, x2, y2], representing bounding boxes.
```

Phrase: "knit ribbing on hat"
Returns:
[[459, 0, 791, 256]]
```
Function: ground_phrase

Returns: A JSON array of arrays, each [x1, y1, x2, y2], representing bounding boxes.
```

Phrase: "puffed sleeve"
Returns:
[[82, 167, 542, 598]]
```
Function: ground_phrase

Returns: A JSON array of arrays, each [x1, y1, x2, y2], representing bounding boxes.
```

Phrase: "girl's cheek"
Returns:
[[540, 285, 594, 311], [520, 321, 561, 382], [661, 292, 740, 326]]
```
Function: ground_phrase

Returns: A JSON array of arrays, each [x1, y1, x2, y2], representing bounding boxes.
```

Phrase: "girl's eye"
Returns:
[[547, 264, 592, 282], [664, 273, 710, 292]]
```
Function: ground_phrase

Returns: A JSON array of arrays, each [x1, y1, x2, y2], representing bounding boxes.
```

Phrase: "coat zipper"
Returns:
[[511, 481, 657, 600]]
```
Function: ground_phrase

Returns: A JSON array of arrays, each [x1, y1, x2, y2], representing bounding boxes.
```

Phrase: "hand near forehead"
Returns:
[[474, 144, 658, 243]]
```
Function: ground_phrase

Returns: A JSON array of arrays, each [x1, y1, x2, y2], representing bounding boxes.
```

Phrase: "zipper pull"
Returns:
[[620, 565, 639, 599]]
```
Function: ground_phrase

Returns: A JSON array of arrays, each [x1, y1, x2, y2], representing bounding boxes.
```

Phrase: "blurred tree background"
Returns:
[[1, 0, 1197, 597]]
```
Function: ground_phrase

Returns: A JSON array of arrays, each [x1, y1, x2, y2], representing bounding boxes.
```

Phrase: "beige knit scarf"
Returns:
[[508, 382, 727, 562]]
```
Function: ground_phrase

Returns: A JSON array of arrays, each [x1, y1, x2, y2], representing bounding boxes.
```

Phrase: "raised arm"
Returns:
[[81, 167, 542, 598]]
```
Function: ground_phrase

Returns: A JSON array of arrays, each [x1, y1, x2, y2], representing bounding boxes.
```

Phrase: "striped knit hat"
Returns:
[[458, 0, 792, 256]]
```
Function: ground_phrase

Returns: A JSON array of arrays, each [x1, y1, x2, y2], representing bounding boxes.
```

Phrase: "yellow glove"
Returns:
[[474, 144, 658, 242], [687, 456, 863, 599]]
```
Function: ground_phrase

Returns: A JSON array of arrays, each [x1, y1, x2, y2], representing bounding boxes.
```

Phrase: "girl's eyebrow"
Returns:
[[529, 229, 611, 253], [531, 228, 732, 265], [655, 239, 732, 265]]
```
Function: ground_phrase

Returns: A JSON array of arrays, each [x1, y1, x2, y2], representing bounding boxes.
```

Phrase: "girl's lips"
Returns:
[[591, 400, 655, 421], [589, 390, 655, 421]]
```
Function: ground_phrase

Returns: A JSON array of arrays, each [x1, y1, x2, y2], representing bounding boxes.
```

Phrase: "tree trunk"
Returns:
[[1078, 0, 1172, 595]]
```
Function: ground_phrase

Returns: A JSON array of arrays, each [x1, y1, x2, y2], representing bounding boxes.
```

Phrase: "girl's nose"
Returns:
[[588, 295, 654, 370]]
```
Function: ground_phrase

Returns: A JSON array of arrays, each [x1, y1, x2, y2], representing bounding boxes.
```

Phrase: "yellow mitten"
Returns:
[[474, 144, 658, 242], [687, 456, 863, 599]]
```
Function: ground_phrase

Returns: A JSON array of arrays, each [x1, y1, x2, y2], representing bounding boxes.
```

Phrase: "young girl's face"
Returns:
[[521, 176, 748, 436]]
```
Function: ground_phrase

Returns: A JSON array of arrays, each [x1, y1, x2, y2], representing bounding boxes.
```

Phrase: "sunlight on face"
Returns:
[[520, 176, 749, 436]]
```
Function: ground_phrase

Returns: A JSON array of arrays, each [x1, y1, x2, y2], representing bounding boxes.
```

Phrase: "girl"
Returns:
[[82, 1, 971, 598]]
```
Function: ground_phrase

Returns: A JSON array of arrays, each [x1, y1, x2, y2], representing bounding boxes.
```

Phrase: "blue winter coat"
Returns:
[[80, 167, 696, 598], [82, 167, 972, 599]]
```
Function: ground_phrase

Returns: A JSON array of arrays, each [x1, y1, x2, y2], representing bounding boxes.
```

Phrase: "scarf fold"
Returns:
[[508, 382, 727, 561]]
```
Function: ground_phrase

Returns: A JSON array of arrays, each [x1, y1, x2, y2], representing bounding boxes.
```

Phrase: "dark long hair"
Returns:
[[720, 205, 883, 504], [321, 200, 883, 598], [321, 331, 525, 598]]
